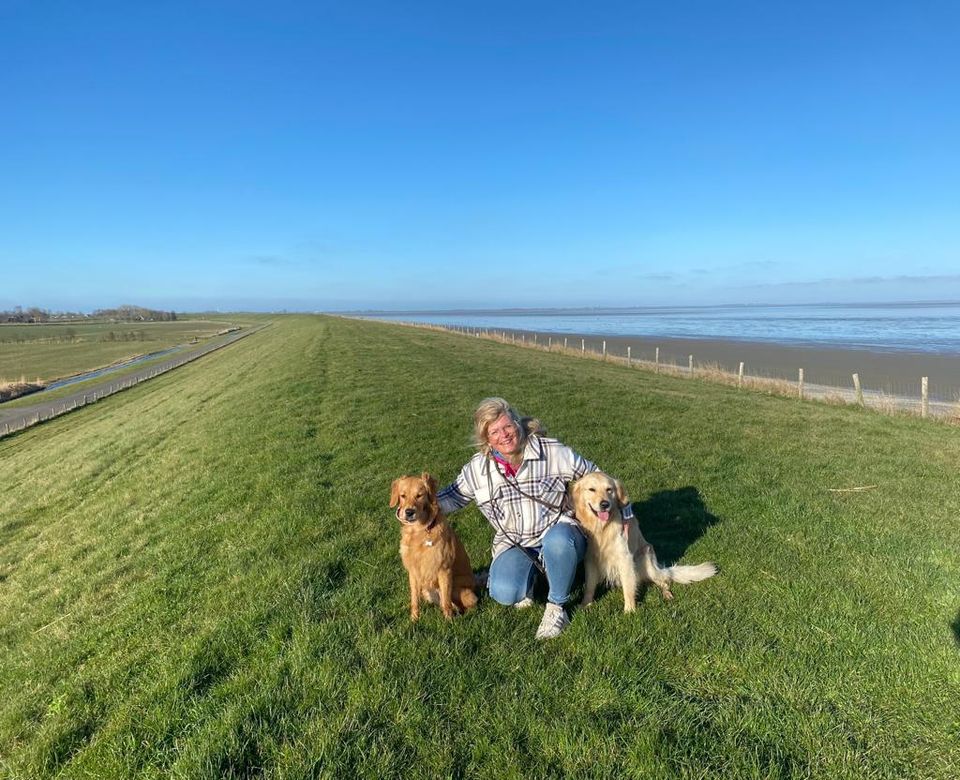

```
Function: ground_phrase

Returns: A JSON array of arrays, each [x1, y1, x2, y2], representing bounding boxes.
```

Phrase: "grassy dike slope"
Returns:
[[1, 315, 958, 779]]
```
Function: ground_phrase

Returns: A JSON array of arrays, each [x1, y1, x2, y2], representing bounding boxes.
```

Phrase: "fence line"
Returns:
[[361, 319, 958, 422], [0, 326, 265, 439]]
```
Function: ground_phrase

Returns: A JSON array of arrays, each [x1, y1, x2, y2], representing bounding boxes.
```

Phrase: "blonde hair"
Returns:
[[472, 397, 545, 456]]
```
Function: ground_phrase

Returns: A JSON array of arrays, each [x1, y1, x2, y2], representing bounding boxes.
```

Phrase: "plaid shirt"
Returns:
[[438, 436, 599, 560]]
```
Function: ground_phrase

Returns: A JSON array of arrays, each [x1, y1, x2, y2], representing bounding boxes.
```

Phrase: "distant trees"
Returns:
[[2, 305, 179, 323], [2, 306, 51, 323], [92, 306, 178, 322]]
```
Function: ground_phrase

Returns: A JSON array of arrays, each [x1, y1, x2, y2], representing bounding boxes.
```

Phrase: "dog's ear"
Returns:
[[570, 477, 582, 500], [421, 472, 441, 518], [421, 471, 438, 496], [389, 478, 401, 508], [614, 478, 630, 507]]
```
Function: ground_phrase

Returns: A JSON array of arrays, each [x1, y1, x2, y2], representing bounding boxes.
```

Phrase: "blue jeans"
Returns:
[[488, 522, 586, 606]]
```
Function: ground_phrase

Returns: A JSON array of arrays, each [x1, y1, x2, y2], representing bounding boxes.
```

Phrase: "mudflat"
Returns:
[[495, 328, 960, 401]]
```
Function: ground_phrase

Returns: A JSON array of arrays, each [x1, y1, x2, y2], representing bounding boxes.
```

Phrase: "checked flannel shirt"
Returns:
[[438, 435, 632, 561]]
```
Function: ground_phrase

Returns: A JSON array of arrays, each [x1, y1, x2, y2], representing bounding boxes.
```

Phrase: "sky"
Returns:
[[2, 0, 959, 312]]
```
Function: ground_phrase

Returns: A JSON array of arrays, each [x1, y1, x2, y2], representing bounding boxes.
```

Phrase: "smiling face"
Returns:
[[389, 473, 440, 526], [485, 413, 521, 457], [572, 472, 628, 527]]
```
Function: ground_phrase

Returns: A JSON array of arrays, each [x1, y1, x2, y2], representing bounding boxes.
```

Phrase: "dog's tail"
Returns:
[[664, 562, 718, 585]]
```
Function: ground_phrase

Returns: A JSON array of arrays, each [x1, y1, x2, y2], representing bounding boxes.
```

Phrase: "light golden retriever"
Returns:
[[572, 472, 717, 612], [390, 473, 478, 621]]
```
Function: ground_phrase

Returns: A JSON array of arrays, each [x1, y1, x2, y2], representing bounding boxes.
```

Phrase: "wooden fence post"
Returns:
[[798, 368, 804, 399], [548, 337, 552, 349], [852, 373, 864, 407], [688, 355, 694, 376], [921, 376, 929, 418], [627, 346, 631, 366], [564, 337, 568, 350], [738, 361, 744, 389], [655, 347, 660, 373], [602, 340, 607, 359]]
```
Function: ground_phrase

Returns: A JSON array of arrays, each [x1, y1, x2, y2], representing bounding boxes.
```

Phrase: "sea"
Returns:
[[361, 302, 960, 356]]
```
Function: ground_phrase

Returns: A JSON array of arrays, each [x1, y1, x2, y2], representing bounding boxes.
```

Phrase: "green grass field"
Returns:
[[0, 319, 245, 385], [1, 315, 958, 779]]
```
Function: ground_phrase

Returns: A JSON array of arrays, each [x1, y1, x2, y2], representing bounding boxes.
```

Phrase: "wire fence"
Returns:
[[0, 325, 266, 439], [371, 320, 960, 422]]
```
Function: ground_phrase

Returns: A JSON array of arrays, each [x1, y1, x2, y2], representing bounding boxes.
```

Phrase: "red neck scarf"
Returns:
[[491, 450, 519, 478]]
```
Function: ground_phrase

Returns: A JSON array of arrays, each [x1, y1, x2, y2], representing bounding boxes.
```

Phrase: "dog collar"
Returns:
[[395, 507, 440, 536], [591, 502, 630, 539]]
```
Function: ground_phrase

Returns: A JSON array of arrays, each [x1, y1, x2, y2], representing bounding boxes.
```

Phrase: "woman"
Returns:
[[438, 397, 631, 640]]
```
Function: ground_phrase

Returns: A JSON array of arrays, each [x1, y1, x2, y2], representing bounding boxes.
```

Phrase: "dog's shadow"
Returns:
[[632, 485, 721, 567], [952, 611, 960, 647]]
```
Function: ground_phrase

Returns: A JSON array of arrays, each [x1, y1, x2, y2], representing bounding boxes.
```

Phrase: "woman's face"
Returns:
[[486, 412, 520, 456]]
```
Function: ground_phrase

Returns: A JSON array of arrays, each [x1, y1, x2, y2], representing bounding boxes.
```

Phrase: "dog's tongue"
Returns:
[[598, 509, 611, 522]]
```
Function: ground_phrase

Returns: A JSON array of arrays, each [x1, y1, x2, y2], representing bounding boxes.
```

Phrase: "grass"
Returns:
[[0, 319, 247, 386], [1, 315, 959, 779]]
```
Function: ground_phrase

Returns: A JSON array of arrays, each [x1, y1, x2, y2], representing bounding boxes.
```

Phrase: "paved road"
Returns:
[[0, 326, 264, 437]]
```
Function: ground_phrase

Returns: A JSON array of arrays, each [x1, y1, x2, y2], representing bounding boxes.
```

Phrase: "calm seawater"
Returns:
[[363, 303, 960, 355]]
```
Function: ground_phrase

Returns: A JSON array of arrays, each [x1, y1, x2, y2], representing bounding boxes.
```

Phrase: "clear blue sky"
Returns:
[[3, 0, 959, 312]]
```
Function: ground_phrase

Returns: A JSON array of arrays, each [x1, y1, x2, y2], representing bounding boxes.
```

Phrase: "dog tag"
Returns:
[[424, 540, 433, 547]]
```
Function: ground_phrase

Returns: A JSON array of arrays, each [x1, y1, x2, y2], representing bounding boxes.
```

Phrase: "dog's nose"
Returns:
[[599, 500, 611, 510], [404, 508, 416, 519]]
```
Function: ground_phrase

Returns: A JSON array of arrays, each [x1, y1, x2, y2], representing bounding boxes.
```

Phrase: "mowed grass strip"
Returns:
[[1, 315, 958, 779], [0, 319, 246, 385]]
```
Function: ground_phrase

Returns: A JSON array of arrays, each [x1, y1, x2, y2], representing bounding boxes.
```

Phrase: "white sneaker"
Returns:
[[514, 596, 535, 610], [535, 602, 570, 640]]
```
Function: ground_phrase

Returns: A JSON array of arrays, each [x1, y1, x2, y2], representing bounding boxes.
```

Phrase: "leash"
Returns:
[[484, 459, 572, 577]]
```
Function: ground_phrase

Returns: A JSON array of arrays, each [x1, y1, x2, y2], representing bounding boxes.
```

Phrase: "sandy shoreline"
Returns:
[[471, 327, 960, 402]]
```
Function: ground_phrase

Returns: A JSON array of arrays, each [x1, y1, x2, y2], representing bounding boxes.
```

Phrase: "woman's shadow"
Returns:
[[632, 485, 721, 570]]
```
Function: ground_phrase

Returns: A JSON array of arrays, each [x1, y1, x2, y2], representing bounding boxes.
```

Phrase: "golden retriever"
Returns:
[[390, 473, 478, 621], [572, 472, 717, 612]]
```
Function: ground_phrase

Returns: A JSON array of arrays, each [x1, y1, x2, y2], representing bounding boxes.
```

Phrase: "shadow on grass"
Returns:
[[633, 486, 721, 566], [952, 612, 960, 647]]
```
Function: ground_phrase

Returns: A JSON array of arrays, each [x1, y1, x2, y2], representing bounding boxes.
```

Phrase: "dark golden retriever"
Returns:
[[390, 473, 478, 621]]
